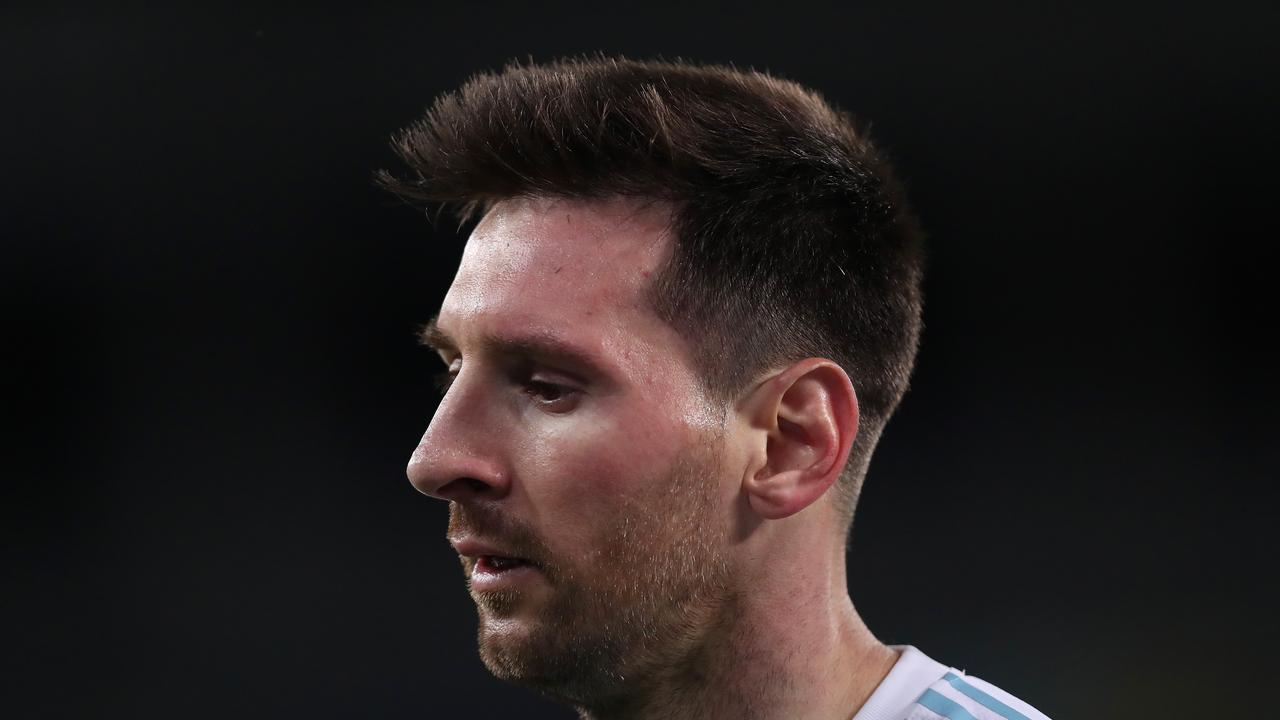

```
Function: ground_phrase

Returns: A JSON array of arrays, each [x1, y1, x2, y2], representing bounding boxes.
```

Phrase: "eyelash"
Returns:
[[432, 370, 456, 395], [523, 379, 570, 404], [432, 368, 578, 410]]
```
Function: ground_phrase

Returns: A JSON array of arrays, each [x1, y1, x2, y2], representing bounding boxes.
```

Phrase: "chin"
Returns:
[[475, 610, 628, 706]]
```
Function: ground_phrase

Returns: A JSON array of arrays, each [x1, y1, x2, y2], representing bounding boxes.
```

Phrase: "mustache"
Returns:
[[447, 502, 550, 565]]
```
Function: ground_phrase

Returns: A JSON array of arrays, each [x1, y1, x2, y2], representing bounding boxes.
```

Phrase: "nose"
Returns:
[[406, 380, 510, 502]]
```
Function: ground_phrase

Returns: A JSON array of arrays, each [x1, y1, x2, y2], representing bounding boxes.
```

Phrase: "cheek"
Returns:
[[519, 397, 689, 529]]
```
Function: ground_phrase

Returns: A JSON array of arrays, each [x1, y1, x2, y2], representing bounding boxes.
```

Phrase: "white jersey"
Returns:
[[853, 646, 1052, 720]]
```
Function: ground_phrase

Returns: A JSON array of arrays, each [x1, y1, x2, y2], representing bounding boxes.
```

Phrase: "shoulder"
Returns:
[[903, 668, 1052, 720], [854, 646, 1052, 720]]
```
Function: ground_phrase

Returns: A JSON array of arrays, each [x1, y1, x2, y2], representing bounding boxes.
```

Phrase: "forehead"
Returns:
[[438, 195, 681, 362]]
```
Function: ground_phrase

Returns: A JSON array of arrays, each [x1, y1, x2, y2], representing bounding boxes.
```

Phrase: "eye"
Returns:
[[522, 377, 580, 412], [433, 358, 461, 396], [433, 370, 457, 396]]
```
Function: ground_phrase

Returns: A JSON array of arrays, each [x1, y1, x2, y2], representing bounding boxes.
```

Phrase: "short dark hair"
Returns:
[[380, 55, 925, 527]]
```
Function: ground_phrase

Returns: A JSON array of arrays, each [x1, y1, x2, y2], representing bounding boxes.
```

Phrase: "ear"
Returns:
[[736, 358, 859, 521]]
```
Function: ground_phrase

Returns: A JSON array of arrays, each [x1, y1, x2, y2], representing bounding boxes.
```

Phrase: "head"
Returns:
[[385, 57, 924, 707]]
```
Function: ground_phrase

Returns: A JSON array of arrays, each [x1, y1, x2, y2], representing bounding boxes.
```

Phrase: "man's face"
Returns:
[[408, 196, 738, 702]]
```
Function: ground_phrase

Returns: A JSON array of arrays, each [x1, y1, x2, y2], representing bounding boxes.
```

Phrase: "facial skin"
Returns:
[[408, 196, 741, 706], [408, 195, 897, 719]]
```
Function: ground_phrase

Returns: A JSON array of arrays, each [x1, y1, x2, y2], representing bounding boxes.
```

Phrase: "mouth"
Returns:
[[470, 554, 542, 592], [475, 554, 535, 572], [450, 536, 545, 591]]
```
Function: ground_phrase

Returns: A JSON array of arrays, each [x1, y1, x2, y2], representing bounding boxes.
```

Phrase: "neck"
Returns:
[[576, 534, 898, 720]]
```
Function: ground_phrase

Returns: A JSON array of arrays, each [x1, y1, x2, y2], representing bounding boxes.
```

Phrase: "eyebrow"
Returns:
[[418, 315, 612, 380]]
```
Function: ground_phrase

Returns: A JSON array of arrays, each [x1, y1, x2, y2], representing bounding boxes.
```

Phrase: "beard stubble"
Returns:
[[449, 431, 735, 708]]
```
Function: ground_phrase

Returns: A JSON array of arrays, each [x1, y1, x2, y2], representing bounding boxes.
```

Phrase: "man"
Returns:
[[384, 56, 1052, 720]]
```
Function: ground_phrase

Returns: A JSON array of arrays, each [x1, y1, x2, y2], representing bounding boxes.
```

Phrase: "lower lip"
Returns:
[[469, 557, 542, 592]]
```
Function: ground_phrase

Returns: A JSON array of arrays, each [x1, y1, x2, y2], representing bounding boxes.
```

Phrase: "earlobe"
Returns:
[[738, 359, 859, 521]]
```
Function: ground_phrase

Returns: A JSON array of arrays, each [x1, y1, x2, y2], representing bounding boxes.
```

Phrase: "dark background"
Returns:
[[7, 2, 1278, 718]]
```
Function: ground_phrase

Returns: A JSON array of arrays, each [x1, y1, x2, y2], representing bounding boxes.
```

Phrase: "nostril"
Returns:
[[434, 476, 495, 500]]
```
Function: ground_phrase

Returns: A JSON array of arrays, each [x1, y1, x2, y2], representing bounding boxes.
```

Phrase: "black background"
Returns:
[[7, 2, 1278, 718]]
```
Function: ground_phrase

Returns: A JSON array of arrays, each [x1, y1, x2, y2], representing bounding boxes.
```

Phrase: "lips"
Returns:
[[476, 554, 532, 572], [450, 536, 546, 593], [450, 538, 539, 569]]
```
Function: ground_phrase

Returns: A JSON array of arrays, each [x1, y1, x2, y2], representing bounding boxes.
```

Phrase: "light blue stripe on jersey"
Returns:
[[943, 672, 1030, 720], [918, 689, 978, 720]]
